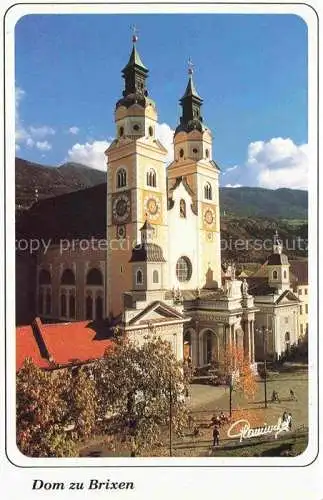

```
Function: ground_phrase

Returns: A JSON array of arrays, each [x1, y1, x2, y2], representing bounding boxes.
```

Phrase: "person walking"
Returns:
[[213, 425, 220, 447], [288, 413, 292, 431], [290, 389, 297, 401]]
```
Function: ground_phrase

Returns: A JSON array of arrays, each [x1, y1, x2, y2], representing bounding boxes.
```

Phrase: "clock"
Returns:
[[112, 193, 131, 223], [116, 225, 126, 239], [204, 208, 215, 226], [144, 195, 160, 220]]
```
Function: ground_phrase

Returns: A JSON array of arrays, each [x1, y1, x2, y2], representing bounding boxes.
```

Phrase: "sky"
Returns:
[[15, 13, 308, 189]]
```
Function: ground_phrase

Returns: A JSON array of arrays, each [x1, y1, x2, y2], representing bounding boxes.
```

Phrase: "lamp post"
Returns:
[[256, 326, 269, 408]]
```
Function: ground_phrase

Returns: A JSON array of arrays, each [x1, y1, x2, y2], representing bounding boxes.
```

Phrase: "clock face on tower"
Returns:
[[144, 195, 161, 220], [112, 193, 131, 223], [204, 208, 215, 226]]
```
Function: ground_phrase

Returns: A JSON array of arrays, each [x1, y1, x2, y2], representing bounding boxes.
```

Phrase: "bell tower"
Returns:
[[167, 60, 221, 288], [105, 31, 168, 318]]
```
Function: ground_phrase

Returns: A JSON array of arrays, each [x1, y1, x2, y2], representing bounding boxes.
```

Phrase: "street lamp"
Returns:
[[256, 326, 270, 408]]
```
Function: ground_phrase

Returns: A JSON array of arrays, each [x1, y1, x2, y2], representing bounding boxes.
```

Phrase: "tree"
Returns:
[[93, 333, 188, 455], [16, 359, 98, 457], [16, 358, 76, 457]]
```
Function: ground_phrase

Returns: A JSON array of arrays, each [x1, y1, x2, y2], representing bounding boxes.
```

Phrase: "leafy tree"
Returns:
[[93, 333, 188, 455], [222, 345, 257, 401]]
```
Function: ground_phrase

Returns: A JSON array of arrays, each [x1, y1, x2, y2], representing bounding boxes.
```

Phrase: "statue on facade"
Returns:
[[241, 278, 249, 296]]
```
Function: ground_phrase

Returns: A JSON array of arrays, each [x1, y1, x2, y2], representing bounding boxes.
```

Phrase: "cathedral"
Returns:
[[17, 37, 261, 369]]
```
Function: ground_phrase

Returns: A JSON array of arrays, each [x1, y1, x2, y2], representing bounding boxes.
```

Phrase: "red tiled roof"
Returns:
[[16, 319, 113, 371]]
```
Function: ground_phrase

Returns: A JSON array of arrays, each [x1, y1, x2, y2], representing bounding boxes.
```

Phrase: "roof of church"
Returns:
[[289, 260, 308, 285], [122, 44, 148, 72], [180, 75, 202, 101], [129, 243, 166, 263], [267, 253, 289, 265], [16, 318, 113, 371]]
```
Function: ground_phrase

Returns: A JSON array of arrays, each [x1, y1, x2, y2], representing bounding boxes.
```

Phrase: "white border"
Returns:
[[4, 0, 318, 473]]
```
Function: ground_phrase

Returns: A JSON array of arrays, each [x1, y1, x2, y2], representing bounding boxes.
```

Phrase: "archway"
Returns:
[[199, 329, 219, 366]]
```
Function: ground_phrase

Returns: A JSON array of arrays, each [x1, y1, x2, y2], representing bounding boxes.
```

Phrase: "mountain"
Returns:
[[15, 157, 106, 210], [15, 158, 308, 220], [220, 187, 308, 219]]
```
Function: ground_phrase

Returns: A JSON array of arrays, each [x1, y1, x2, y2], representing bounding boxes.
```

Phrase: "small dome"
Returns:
[[116, 93, 147, 109], [267, 253, 289, 265], [130, 243, 166, 263]]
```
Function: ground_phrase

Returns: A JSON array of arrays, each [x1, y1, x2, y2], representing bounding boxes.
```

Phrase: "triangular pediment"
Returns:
[[128, 300, 186, 326], [275, 289, 300, 305]]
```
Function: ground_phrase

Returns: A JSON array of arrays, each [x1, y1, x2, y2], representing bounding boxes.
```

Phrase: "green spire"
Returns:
[[181, 74, 202, 100], [122, 44, 147, 72]]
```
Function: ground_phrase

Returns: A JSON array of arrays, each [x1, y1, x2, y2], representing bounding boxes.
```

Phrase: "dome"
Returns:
[[174, 118, 204, 136], [130, 243, 166, 263], [267, 253, 289, 265], [116, 92, 147, 109]]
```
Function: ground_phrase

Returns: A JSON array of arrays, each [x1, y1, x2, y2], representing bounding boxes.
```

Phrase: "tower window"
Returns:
[[119, 126, 124, 137], [283, 270, 287, 279], [153, 270, 159, 284], [146, 168, 157, 187], [205, 149, 209, 158], [180, 199, 186, 218], [193, 148, 198, 154], [117, 168, 127, 188], [176, 256, 192, 282], [204, 182, 212, 200], [179, 148, 184, 159], [272, 270, 278, 280], [148, 126, 154, 137], [133, 124, 140, 131], [136, 269, 143, 285]]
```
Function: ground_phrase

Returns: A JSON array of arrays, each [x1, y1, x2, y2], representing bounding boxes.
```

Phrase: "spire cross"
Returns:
[[131, 24, 139, 43], [188, 57, 194, 75]]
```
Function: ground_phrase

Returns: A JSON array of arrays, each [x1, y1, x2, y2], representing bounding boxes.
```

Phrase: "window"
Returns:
[[61, 269, 76, 285], [153, 270, 159, 284], [192, 148, 198, 154], [86, 268, 103, 286], [283, 270, 287, 279], [180, 199, 186, 218], [272, 270, 278, 280], [298, 289, 302, 295], [305, 288, 308, 295], [120, 266, 124, 273], [204, 182, 212, 200], [300, 324, 304, 335], [61, 293, 67, 317], [176, 256, 192, 282], [117, 168, 127, 188], [136, 269, 143, 285], [305, 304, 308, 314], [179, 148, 184, 158], [69, 294, 76, 319], [119, 126, 124, 137], [133, 124, 140, 131], [205, 149, 209, 158], [285, 332, 290, 342], [300, 305, 303, 315], [148, 126, 154, 137], [146, 168, 157, 187]]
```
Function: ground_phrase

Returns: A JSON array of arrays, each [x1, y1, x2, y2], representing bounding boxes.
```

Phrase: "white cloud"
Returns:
[[36, 140, 52, 151], [66, 140, 110, 170], [68, 126, 80, 135], [223, 165, 238, 176], [223, 138, 308, 190], [225, 183, 242, 188], [15, 86, 55, 152], [155, 122, 174, 163], [29, 125, 55, 139]]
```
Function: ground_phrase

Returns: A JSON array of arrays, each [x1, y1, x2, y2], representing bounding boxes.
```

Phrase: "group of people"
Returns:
[[271, 388, 298, 403], [282, 411, 293, 431], [211, 412, 230, 447]]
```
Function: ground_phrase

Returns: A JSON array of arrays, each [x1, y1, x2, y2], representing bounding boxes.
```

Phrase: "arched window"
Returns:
[[69, 294, 75, 319], [96, 296, 103, 320], [86, 268, 103, 286], [148, 126, 154, 137], [86, 295, 93, 320], [38, 289, 44, 314], [61, 269, 75, 285], [61, 293, 67, 317], [39, 269, 51, 285], [180, 199, 186, 218], [45, 291, 51, 315], [272, 270, 278, 280], [136, 269, 143, 285], [117, 168, 127, 188], [179, 148, 184, 159], [119, 126, 124, 137], [283, 270, 287, 279], [146, 168, 157, 187], [176, 256, 192, 282], [153, 270, 159, 284], [205, 149, 209, 158], [204, 182, 212, 200]]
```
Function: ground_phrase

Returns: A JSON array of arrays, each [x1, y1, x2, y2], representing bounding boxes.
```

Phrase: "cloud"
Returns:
[[36, 140, 52, 151], [68, 126, 80, 135], [15, 86, 55, 152], [155, 122, 174, 163], [66, 140, 110, 170], [223, 138, 308, 190], [29, 125, 55, 139], [225, 183, 242, 188], [223, 165, 238, 176]]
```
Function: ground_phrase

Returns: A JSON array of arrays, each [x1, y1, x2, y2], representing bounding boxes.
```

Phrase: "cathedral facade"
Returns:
[[30, 39, 258, 368]]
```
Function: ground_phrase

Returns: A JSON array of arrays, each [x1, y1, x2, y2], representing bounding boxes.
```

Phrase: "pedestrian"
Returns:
[[213, 425, 220, 447], [288, 413, 292, 431], [282, 411, 288, 422], [290, 389, 297, 401]]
